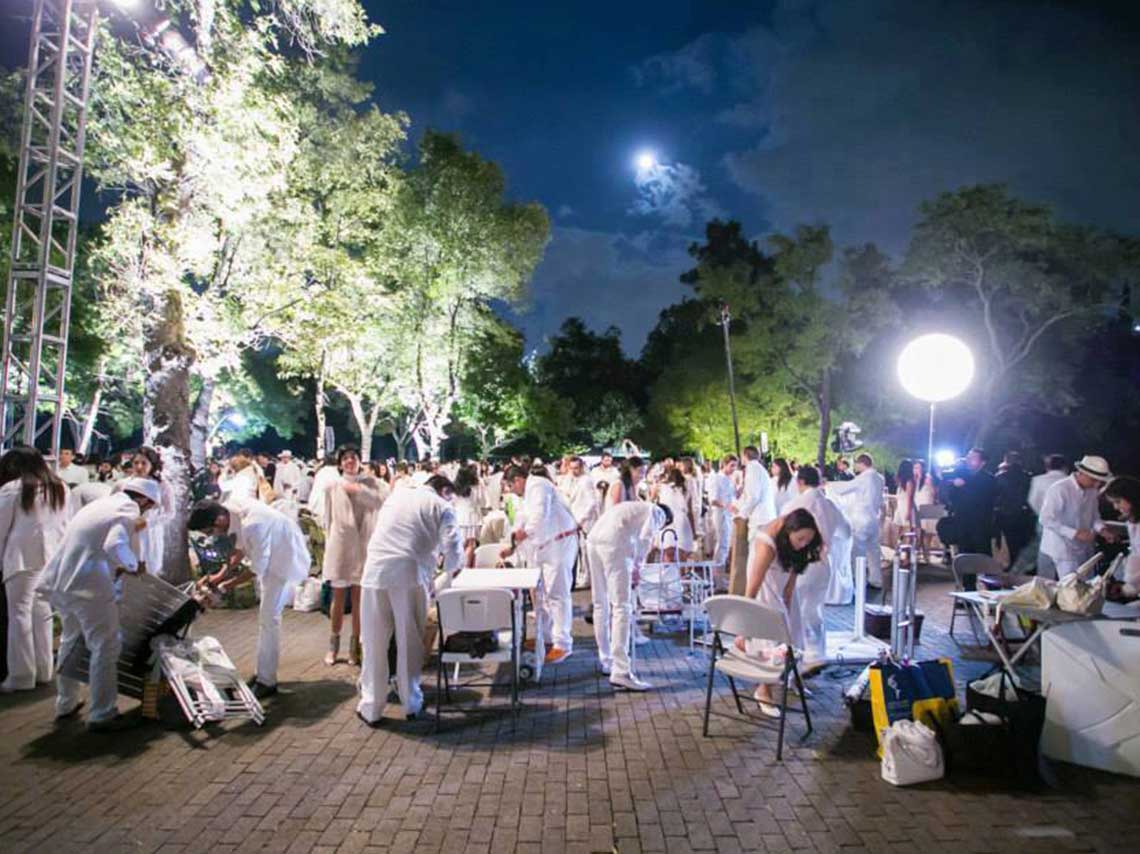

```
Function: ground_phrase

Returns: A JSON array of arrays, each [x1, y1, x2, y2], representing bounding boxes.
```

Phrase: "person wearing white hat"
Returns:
[[273, 450, 304, 500], [37, 477, 160, 731], [1038, 455, 1116, 579], [189, 498, 312, 697]]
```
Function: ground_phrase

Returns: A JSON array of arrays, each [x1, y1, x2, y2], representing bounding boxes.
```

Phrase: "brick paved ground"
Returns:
[[2, 567, 1139, 854]]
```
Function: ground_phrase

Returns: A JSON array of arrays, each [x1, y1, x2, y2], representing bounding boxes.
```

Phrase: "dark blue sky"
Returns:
[[359, 0, 1140, 355], [4, 1, 1139, 354]]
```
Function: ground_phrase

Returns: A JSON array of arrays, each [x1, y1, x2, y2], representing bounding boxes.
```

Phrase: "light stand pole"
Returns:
[[927, 403, 935, 473], [720, 304, 741, 458]]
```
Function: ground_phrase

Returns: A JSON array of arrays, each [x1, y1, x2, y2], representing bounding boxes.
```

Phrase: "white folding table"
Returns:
[[451, 568, 544, 682]]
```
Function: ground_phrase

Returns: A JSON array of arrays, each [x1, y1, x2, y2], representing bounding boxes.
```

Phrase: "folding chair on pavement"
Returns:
[[435, 587, 520, 730], [701, 595, 813, 760], [951, 553, 1001, 643]]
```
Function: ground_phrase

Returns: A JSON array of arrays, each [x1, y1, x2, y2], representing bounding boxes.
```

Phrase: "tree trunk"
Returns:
[[815, 370, 831, 472], [189, 377, 215, 470], [314, 349, 327, 460], [143, 291, 194, 584], [76, 370, 104, 455]]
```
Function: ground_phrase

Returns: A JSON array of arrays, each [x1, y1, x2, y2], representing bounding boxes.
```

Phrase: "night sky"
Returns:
[[4, 1, 1139, 354]]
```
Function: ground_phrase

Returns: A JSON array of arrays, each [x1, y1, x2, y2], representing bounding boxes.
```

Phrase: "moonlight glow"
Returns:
[[635, 150, 657, 172], [897, 333, 975, 403]]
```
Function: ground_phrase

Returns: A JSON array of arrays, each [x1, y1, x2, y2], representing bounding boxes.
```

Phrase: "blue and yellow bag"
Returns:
[[869, 658, 959, 754]]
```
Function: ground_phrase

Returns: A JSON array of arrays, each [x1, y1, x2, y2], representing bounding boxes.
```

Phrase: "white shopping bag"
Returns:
[[293, 577, 322, 612], [881, 720, 944, 786]]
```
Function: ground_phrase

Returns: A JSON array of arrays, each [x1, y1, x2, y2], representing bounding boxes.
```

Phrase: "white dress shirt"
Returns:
[[826, 468, 885, 538], [37, 492, 140, 601], [1028, 470, 1067, 516], [734, 459, 777, 538], [1038, 474, 1104, 567], [515, 476, 577, 551], [362, 486, 462, 590], [226, 500, 312, 584], [567, 473, 600, 532], [0, 480, 71, 582], [57, 462, 90, 487], [588, 501, 665, 565]]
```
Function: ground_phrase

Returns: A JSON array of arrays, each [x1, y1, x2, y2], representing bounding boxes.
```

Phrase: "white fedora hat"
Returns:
[[1075, 455, 1111, 482]]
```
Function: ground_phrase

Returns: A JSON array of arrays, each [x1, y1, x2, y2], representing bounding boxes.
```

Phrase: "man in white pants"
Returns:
[[1038, 454, 1114, 579], [826, 452, 885, 587], [501, 464, 578, 665], [189, 499, 312, 698], [783, 465, 851, 666], [587, 501, 668, 691], [732, 445, 777, 545], [706, 455, 737, 569], [38, 478, 160, 731], [357, 476, 462, 724]]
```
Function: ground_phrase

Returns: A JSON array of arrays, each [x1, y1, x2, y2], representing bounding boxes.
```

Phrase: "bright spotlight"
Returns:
[[934, 449, 957, 469], [109, 0, 140, 10], [897, 333, 974, 403], [635, 150, 657, 172], [228, 412, 247, 428]]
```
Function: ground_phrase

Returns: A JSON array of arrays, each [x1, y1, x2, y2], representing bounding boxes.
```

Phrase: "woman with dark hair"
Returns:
[[369, 460, 392, 485], [453, 464, 483, 567], [1105, 476, 1140, 594], [0, 446, 70, 692], [606, 456, 646, 508], [737, 507, 824, 716], [658, 467, 695, 561], [770, 458, 795, 514], [892, 458, 917, 539], [114, 447, 175, 577], [321, 445, 385, 666]]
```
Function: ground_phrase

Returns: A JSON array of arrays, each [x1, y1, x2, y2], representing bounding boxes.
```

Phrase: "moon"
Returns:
[[635, 150, 657, 172]]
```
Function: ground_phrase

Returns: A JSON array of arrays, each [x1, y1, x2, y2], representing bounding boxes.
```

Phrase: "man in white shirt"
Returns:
[[731, 445, 777, 543], [272, 450, 304, 499], [1028, 454, 1068, 516], [189, 499, 312, 698], [566, 457, 600, 534], [39, 478, 160, 731], [591, 452, 618, 490], [1038, 455, 1114, 579], [706, 455, 737, 569], [587, 501, 668, 691], [356, 476, 462, 723], [502, 464, 579, 664], [783, 466, 852, 664], [56, 448, 90, 488], [826, 452, 886, 586], [306, 455, 340, 524]]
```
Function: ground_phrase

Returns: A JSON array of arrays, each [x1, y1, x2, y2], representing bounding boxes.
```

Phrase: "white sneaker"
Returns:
[[610, 673, 653, 692], [634, 629, 651, 646]]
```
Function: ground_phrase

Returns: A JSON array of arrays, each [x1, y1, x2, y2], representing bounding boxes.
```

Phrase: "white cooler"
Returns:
[[1040, 619, 1140, 777]]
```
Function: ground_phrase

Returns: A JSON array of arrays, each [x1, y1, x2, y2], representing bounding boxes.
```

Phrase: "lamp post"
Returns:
[[720, 304, 741, 458], [897, 334, 975, 468]]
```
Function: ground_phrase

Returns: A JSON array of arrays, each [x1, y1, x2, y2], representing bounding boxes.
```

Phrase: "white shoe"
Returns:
[[610, 673, 653, 692], [757, 701, 782, 719], [634, 629, 651, 647]]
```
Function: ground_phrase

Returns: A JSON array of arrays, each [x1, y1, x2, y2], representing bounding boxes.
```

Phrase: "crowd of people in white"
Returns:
[[1, 440, 1137, 731]]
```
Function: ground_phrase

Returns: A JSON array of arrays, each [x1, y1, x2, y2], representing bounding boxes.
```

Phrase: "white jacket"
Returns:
[[38, 492, 141, 601], [735, 459, 777, 538], [306, 464, 341, 520], [226, 500, 311, 584], [362, 486, 463, 590], [588, 501, 665, 565], [826, 468, 885, 538], [1039, 475, 1103, 566], [0, 480, 71, 582], [515, 476, 577, 552]]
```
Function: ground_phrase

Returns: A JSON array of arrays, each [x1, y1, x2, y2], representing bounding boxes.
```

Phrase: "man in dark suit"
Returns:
[[946, 447, 997, 556], [994, 451, 1033, 566]]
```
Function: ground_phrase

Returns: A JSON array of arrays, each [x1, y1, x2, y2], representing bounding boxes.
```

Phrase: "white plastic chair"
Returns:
[[435, 587, 520, 729], [473, 543, 509, 568], [701, 595, 813, 760]]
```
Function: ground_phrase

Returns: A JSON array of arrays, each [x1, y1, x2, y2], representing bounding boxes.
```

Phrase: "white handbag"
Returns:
[[1056, 572, 1105, 615], [881, 720, 944, 786], [292, 577, 323, 612]]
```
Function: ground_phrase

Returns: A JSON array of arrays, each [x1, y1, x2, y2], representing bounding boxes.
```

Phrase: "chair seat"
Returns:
[[716, 649, 784, 684], [440, 629, 516, 665]]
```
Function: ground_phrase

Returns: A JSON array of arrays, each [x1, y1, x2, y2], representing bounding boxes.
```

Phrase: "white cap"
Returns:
[[121, 477, 161, 505], [279, 450, 293, 459]]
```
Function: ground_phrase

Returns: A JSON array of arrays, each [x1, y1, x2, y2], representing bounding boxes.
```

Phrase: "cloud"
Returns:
[[557, 204, 575, 218], [629, 160, 724, 229], [439, 88, 475, 123], [514, 226, 693, 355], [637, 0, 1140, 250]]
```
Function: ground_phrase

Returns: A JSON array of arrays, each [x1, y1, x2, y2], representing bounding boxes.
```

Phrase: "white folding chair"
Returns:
[[701, 595, 812, 760], [473, 543, 509, 568], [435, 587, 520, 730]]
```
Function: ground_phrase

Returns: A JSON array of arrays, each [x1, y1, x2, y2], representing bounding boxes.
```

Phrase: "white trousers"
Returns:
[[357, 585, 427, 721], [851, 528, 882, 586], [54, 594, 121, 723], [256, 575, 292, 687], [536, 536, 577, 651], [587, 543, 634, 678], [711, 511, 731, 567], [798, 560, 831, 662], [826, 533, 854, 605], [4, 571, 53, 689]]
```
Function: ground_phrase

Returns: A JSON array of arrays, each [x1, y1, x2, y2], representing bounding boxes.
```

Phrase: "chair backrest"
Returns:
[[436, 587, 514, 637], [952, 552, 1002, 586], [704, 595, 790, 646], [917, 503, 947, 520], [473, 543, 507, 568]]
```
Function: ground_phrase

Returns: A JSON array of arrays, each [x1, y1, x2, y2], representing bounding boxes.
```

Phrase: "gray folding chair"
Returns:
[[950, 553, 1002, 643]]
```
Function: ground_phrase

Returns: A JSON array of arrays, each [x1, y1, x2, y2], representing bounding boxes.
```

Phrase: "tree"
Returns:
[[455, 314, 531, 458], [903, 184, 1137, 445]]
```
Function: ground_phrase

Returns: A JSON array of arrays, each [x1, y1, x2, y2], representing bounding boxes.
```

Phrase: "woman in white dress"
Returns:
[[452, 465, 484, 567], [892, 458, 917, 540], [912, 460, 937, 562], [770, 458, 796, 514], [734, 508, 824, 716], [658, 468, 695, 561], [0, 448, 70, 692], [116, 447, 175, 577]]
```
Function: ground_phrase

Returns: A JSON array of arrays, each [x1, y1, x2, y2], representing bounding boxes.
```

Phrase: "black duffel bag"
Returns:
[[442, 631, 499, 658], [950, 668, 1046, 785]]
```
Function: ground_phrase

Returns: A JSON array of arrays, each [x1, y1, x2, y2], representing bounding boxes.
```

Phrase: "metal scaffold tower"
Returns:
[[1, 0, 98, 457]]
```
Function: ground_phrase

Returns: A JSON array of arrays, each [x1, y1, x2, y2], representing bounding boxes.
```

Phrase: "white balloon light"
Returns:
[[897, 333, 975, 403]]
